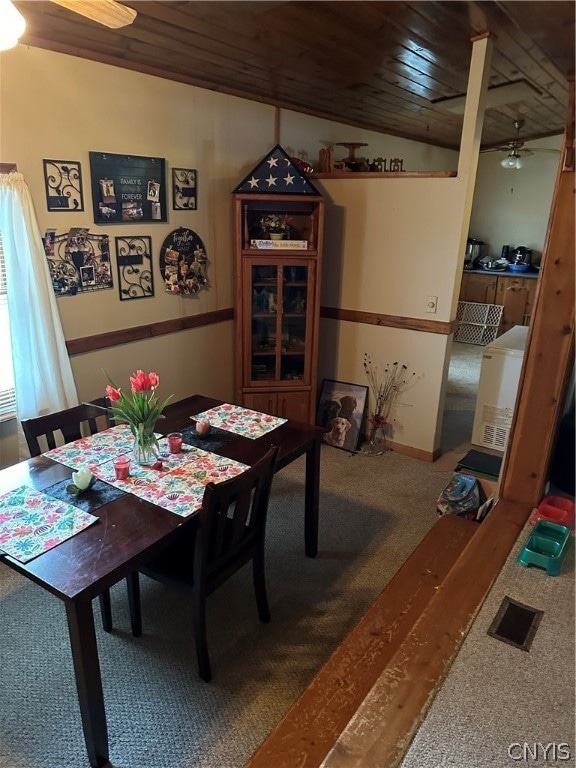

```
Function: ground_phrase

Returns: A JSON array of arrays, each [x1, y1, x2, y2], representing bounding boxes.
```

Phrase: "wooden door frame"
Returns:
[[500, 89, 575, 507]]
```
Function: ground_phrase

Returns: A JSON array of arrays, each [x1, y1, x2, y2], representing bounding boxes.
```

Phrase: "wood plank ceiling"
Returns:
[[14, 1, 575, 151]]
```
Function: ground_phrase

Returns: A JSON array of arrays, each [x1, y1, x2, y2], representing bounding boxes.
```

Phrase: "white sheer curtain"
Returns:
[[0, 172, 78, 445]]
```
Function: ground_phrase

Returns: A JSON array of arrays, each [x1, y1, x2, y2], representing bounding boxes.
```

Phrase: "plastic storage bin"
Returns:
[[518, 520, 571, 576]]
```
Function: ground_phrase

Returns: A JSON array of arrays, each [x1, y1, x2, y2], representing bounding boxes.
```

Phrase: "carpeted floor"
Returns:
[[400, 518, 575, 768], [0, 346, 482, 768], [1, 445, 461, 768]]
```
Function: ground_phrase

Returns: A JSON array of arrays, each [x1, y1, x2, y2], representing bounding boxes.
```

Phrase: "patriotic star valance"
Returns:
[[232, 144, 320, 195]]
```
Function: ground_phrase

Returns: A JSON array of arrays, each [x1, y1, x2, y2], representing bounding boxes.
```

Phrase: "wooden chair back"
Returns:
[[196, 444, 280, 594], [129, 444, 280, 681], [21, 398, 112, 457]]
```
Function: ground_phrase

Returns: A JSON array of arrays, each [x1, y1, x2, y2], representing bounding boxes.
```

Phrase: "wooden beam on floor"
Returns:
[[318, 498, 532, 768], [244, 514, 477, 768]]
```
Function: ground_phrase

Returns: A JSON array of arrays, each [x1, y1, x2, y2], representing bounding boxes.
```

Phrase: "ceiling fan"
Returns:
[[1, 0, 137, 46], [481, 119, 560, 170], [48, 0, 137, 29]]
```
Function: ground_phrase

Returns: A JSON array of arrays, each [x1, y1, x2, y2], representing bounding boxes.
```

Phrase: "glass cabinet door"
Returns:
[[281, 263, 308, 382], [248, 262, 311, 386]]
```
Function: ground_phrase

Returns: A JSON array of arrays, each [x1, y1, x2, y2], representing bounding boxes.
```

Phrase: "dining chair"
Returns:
[[126, 444, 279, 682], [21, 398, 117, 631], [21, 398, 112, 457]]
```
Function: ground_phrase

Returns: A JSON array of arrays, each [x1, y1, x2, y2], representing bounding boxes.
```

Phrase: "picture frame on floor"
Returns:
[[317, 379, 368, 452]]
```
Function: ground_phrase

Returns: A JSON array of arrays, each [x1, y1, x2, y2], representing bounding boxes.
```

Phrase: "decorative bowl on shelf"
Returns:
[[509, 263, 530, 273]]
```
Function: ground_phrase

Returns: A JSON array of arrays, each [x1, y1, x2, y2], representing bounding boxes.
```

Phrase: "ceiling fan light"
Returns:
[[0, 0, 26, 51], [500, 151, 524, 170]]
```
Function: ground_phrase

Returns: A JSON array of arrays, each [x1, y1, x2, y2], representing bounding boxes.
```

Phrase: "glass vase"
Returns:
[[361, 421, 385, 456], [132, 429, 158, 466]]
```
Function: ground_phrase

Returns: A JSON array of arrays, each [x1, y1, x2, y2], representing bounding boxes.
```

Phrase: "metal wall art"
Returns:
[[89, 151, 167, 224], [44, 228, 113, 296], [159, 227, 208, 295], [43, 159, 84, 211], [115, 235, 155, 301], [172, 168, 197, 210]]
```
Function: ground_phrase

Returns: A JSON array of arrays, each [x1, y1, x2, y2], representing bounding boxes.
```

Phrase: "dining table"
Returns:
[[0, 394, 325, 768]]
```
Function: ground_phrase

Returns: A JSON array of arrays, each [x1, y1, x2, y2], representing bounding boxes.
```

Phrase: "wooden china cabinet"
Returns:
[[233, 192, 325, 423]]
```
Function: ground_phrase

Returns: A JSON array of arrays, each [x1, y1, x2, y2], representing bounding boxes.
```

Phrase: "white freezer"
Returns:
[[472, 325, 528, 451]]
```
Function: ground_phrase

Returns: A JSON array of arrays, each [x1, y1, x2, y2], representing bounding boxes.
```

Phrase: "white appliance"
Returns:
[[472, 325, 528, 451]]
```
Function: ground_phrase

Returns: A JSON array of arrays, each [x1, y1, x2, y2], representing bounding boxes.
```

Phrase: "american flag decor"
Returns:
[[232, 145, 320, 195]]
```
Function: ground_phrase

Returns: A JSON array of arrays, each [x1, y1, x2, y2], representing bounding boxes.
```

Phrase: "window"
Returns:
[[0, 232, 16, 420]]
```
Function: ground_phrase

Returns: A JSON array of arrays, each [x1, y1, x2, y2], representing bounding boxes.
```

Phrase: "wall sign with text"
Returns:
[[89, 151, 167, 224]]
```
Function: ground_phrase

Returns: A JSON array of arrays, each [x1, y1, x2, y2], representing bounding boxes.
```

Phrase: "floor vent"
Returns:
[[487, 596, 543, 652]]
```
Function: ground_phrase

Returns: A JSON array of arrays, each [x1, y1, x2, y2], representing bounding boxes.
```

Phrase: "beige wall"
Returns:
[[0, 44, 558, 465]]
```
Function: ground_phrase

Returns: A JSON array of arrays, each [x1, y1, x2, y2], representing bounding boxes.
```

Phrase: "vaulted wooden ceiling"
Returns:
[[14, 1, 575, 151]]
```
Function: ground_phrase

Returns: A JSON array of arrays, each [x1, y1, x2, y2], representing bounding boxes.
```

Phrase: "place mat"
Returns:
[[0, 485, 98, 563], [92, 444, 249, 517], [43, 424, 136, 470], [191, 403, 286, 439], [180, 424, 238, 452], [43, 477, 127, 513]]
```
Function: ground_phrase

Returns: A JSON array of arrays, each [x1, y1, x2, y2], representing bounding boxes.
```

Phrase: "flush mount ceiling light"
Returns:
[[0, 0, 26, 51]]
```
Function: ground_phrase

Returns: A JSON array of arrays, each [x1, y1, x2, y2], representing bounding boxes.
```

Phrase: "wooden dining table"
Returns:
[[0, 394, 325, 768]]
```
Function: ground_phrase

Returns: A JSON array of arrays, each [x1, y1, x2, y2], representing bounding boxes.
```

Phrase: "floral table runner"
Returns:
[[191, 403, 286, 439], [92, 439, 248, 517], [43, 424, 138, 469], [0, 486, 98, 563]]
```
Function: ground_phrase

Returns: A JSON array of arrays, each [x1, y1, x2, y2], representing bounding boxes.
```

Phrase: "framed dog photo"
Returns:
[[316, 379, 368, 452]]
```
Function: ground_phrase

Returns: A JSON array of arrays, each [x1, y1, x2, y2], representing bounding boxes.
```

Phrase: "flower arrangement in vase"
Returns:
[[96, 369, 173, 465], [362, 354, 419, 455], [260, 213, 291, 240]]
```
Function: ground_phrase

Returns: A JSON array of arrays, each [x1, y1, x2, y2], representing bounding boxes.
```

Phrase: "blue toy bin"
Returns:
[[518, 520, 571, 576]]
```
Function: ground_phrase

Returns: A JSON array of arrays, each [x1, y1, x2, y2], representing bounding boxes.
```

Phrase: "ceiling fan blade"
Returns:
[[480, 146, 511, 154], [50, 0, 137, 28], [528, 148, 561, 155]]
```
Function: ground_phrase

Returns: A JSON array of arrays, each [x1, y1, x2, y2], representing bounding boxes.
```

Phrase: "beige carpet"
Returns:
[[0, 443, 462, 768], [400, 519, 575, 768]]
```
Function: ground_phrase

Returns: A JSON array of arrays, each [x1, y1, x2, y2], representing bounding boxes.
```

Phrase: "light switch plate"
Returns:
[[426, 295, 438, 313]]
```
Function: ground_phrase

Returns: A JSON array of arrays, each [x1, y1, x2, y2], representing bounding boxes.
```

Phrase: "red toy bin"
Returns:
[[530, 496, 575, 529]]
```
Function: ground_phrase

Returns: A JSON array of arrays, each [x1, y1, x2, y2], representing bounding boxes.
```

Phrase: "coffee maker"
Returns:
[[463, 238, 484, 270]]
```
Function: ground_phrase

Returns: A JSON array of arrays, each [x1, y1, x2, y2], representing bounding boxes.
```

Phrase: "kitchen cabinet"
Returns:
[[233, 192, 325, 423], [459, 271, 538, 336]]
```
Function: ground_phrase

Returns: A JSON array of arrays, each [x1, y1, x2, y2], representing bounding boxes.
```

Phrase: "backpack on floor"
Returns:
[[437, 472, 480, 519]]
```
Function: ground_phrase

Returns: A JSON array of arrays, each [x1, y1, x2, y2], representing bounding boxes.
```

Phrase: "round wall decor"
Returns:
[[159, 227, 208, 295]]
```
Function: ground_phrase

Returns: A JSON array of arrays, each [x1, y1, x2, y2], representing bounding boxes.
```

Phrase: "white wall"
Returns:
[[470, 136, 562, 261]]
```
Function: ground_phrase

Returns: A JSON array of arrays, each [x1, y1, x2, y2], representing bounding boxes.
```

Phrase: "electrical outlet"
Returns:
[[426, 295, 438, 313]]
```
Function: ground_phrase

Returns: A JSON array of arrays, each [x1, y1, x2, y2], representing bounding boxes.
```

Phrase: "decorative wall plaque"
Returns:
[[159, 227, 208, 295], [115, 235, 154, 301], [89, 151, 166, 224], [43, 159, 84, 211], [44, 228, 113, 296], [172, 168, 197, 210]]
